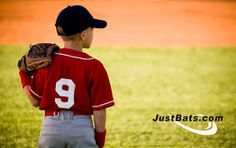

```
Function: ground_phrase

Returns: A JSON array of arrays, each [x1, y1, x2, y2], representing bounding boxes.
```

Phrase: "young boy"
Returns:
[[19, 5, 115, 148]]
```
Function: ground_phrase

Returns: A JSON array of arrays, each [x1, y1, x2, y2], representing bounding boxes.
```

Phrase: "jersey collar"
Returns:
[[59, 48, 93, 58]]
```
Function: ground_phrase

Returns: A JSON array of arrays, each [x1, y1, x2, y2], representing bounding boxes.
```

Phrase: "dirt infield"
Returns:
[[0, 0, 236, 47]]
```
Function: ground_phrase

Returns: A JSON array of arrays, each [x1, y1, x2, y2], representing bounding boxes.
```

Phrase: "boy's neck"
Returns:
[[64, 41, 83, 52]]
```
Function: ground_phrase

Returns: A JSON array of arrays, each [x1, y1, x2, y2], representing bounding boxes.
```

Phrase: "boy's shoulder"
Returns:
[[57, 48, 93, 59], [57, 48, 104, 67]]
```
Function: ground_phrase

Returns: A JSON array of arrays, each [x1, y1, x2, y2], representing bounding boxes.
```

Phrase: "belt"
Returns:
[[45, 110, 82, 116]]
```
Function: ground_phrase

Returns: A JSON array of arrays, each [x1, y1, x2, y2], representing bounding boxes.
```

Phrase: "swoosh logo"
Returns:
[[170, 114, 217, 135]]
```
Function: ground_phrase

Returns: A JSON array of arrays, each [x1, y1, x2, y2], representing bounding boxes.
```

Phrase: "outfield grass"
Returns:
[[0, 45, 235, 147]]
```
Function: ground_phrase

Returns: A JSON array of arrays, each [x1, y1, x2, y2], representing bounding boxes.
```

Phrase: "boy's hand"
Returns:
[[17, 43, 60, 75]]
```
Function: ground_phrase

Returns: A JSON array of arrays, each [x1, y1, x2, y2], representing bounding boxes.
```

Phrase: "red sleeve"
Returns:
[[90, 61, 115, 110], [28, 69, 45, 101]]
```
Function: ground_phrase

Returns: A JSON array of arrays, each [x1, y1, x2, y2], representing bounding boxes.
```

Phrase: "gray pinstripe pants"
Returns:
[[38, 111, 98, 148]]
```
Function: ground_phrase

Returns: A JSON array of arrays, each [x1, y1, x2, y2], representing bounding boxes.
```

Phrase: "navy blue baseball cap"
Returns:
[[55, 5, 107, 36]]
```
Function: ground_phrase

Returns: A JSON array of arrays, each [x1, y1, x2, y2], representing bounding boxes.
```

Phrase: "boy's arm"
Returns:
[[93, 109, 106, 148], [94, 109, 106, 132], [91, 61, 115, 148], [23, 85, 40, 107], [19, 70, 39, 107]]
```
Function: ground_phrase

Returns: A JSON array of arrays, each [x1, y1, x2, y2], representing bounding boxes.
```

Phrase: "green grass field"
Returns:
[[0, 45, 235, 147]]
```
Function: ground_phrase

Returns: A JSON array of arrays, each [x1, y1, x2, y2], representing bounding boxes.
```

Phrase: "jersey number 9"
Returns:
[[55, 78, 75, 109]]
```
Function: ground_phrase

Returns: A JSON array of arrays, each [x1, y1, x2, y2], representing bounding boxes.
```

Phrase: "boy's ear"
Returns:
[[80, 31, 85, 40]]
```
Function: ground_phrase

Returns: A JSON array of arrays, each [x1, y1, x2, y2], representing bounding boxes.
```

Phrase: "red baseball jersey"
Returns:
[[28, 48, 114, 115]]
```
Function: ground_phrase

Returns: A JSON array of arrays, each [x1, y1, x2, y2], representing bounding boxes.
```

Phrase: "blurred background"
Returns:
[[0, 0, 236, 47]]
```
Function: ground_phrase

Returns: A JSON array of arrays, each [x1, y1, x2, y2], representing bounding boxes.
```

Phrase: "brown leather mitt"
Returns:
[[18, 43, 60, 75]]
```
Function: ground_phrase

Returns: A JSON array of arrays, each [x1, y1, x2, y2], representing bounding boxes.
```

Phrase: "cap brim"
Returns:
[[91, 19, 107, 28]]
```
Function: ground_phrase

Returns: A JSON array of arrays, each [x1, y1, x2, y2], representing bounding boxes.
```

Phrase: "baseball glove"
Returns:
[[18, 43, 60, 75]]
